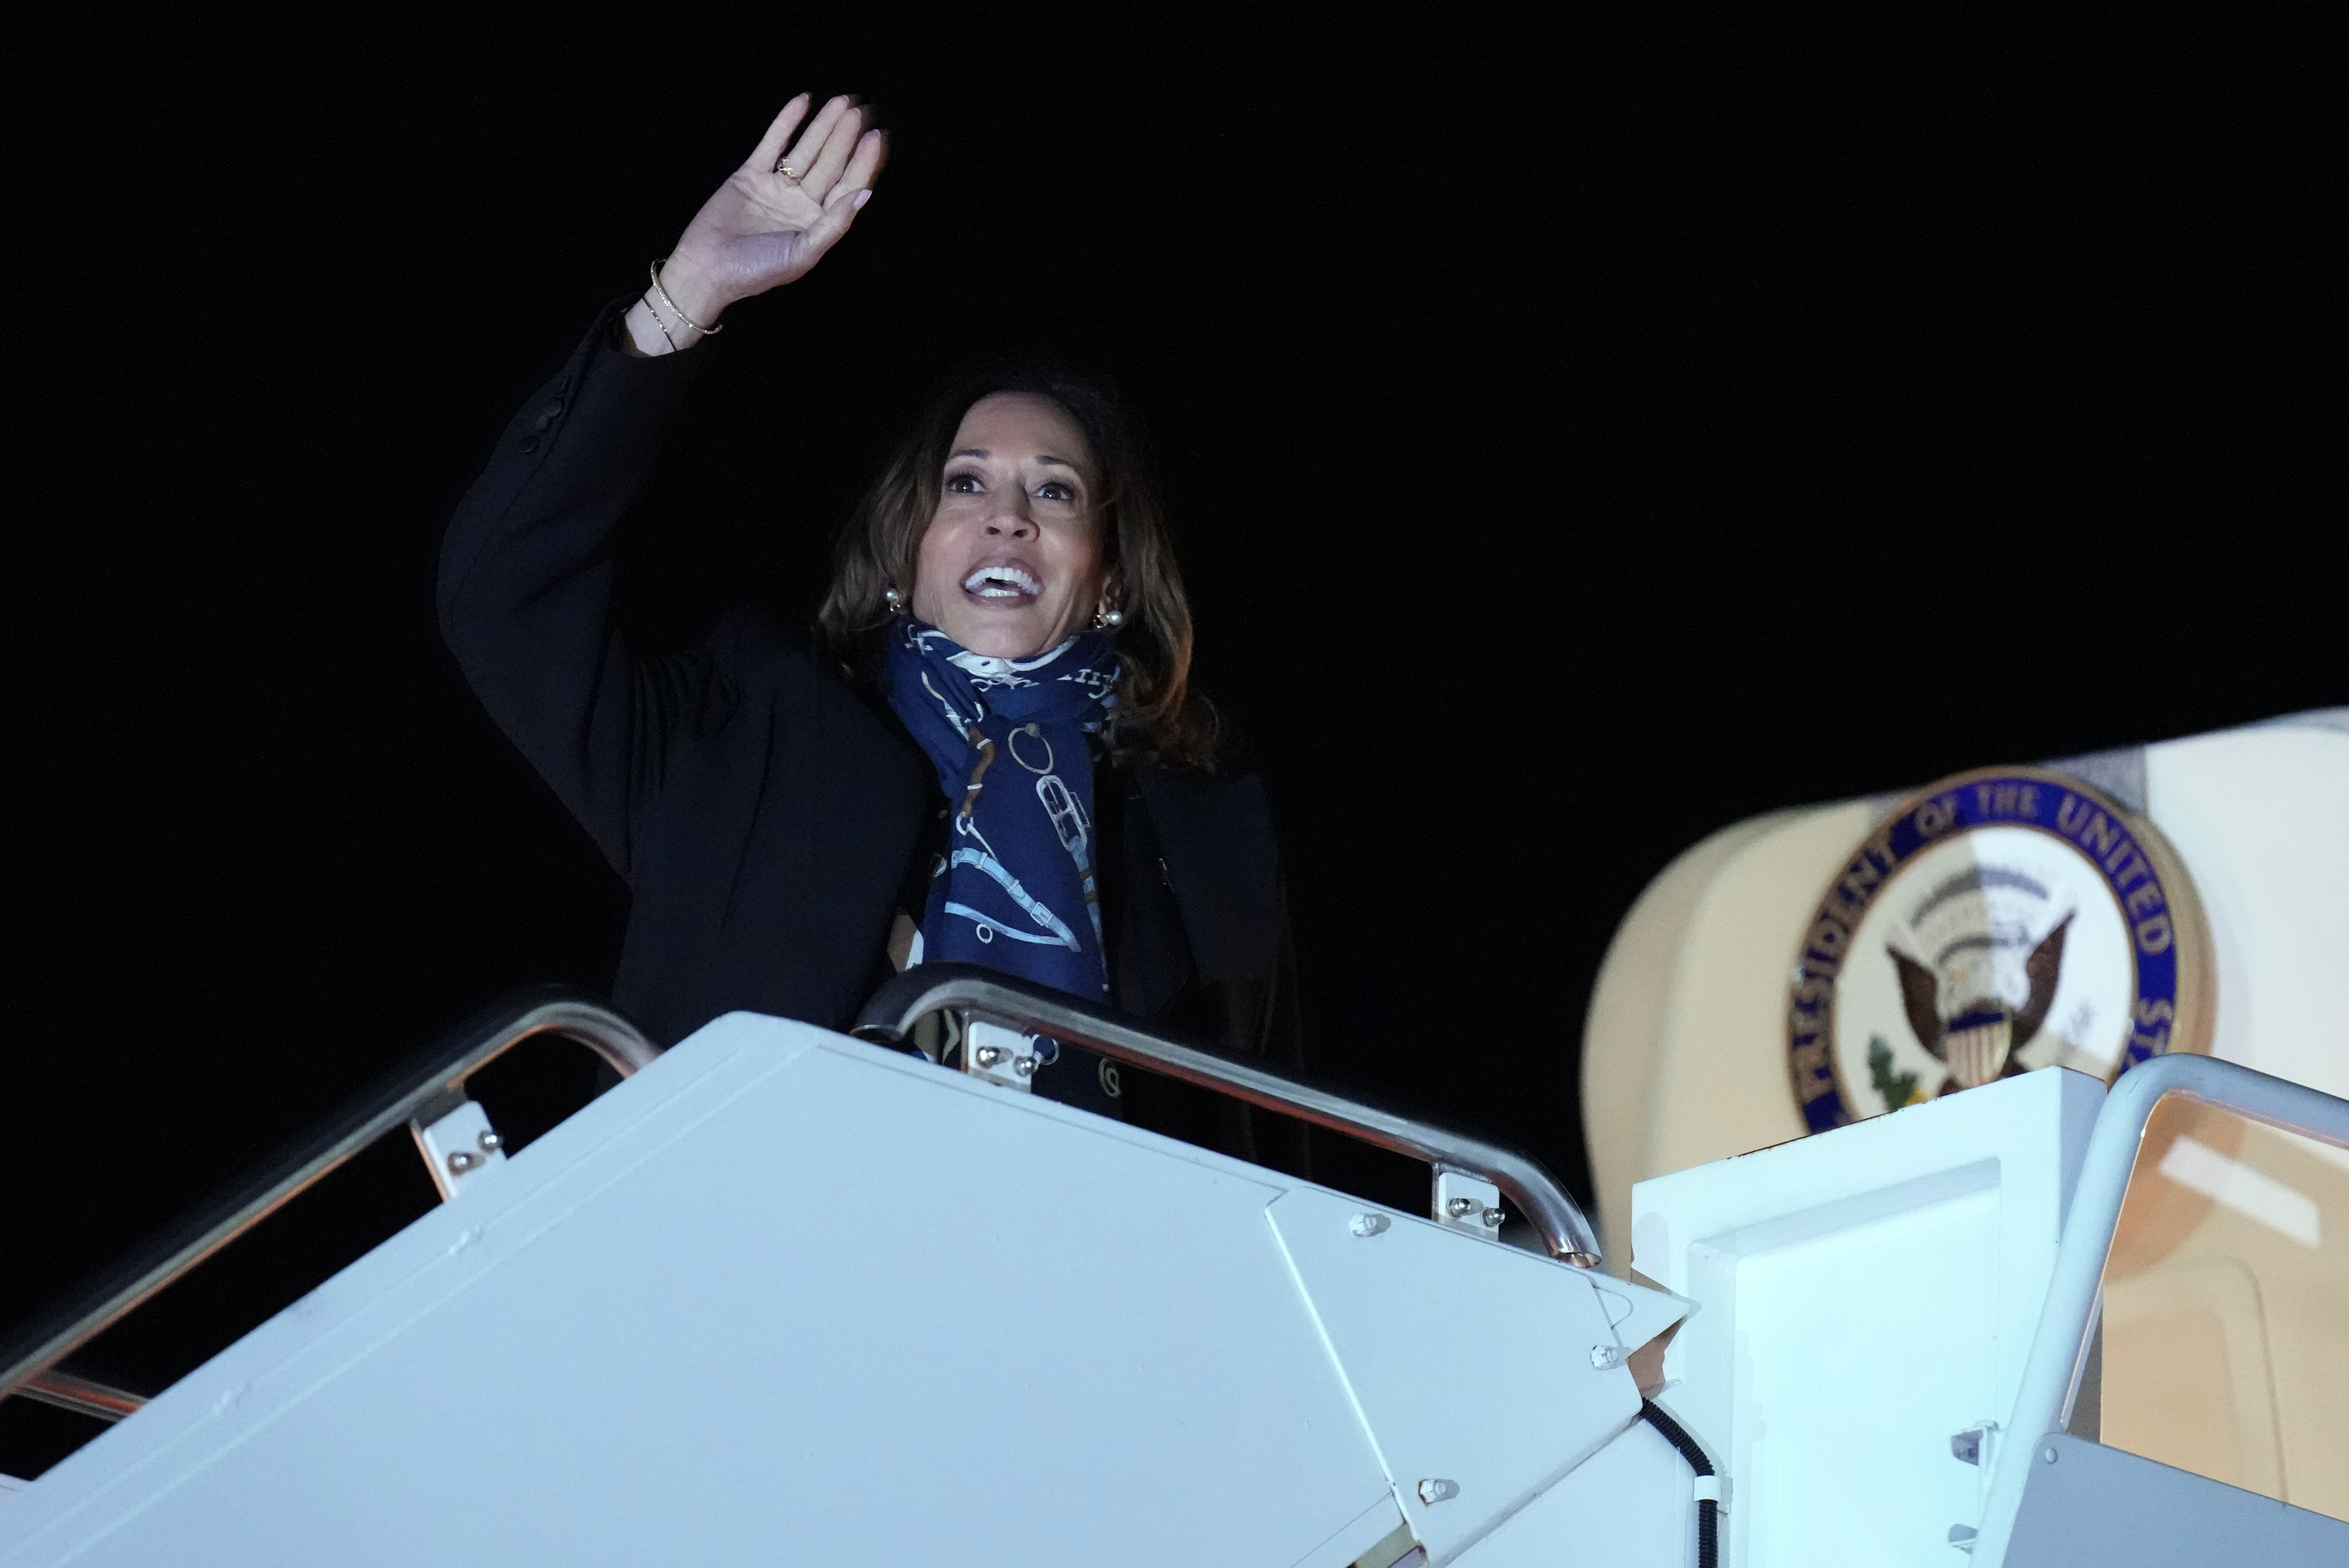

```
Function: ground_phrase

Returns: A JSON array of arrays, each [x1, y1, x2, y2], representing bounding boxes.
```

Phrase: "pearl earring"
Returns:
[[884, 586, 905, 613], [1093, 604, 1126, 630]]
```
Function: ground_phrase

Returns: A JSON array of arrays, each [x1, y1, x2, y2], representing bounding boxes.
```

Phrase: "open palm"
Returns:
[[666, 95, 887, 313]]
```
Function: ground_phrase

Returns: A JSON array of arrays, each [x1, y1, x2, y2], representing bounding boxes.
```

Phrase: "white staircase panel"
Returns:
[[1630, 1066, 2103, 1567], [1267, 1188, 1639, 1562], [1454, 1415, 1696, 1568], [0, 1015, 1396, 1568]]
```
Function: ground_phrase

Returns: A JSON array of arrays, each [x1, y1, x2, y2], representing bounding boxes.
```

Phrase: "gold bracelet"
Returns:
[[638, 296, 681, 355], [648, 259, 723, 337]]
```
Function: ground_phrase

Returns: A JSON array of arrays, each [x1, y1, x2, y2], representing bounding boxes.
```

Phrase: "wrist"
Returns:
[[622, 296, 679, 357], [654, 253, 732, 328], [629, 256, 729, 357]]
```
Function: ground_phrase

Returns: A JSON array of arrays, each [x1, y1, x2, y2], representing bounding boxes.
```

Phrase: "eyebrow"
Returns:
[[948, 447, 1081, 470]]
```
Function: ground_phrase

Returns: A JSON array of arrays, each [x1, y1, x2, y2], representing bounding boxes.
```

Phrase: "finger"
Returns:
[[801, 104, 867, 201], [779, 94, 853, 177], [747, 93, 813, 173], [833, 127, 887, 198]]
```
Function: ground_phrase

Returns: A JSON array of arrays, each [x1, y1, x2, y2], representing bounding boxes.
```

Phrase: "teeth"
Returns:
[[963, 565, 1041, 598]]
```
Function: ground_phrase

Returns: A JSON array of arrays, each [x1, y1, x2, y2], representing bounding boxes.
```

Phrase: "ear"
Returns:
[[1890, 947, 1946, 1059]]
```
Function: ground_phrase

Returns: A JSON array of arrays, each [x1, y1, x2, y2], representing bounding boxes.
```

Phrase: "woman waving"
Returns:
[[440, 95, 1303, 1167]]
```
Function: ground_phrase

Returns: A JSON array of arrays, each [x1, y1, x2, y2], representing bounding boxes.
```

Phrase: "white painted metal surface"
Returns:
[[1267, 1187, 1636, 1561], [0, 1013, 1681, 1567], [1630, 1066, 2103, 1567], [1456, 1415, 1698, 1568]]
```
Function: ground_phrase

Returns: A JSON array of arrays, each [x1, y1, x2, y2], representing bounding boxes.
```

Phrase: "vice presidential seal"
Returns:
[[1787, 768, 2211, 1130]]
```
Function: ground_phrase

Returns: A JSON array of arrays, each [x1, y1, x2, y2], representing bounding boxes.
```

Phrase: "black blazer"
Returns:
[[439, 305, 1304, 1168]]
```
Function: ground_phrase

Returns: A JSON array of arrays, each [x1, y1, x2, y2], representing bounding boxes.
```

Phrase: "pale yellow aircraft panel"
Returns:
[[1579, 709, 2349, 1520]]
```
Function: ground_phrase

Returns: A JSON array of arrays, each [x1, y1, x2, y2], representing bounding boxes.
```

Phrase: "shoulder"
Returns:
[[1124, 696, 1271, 809], [665, 608, 842, 721], [1133, 761, 1275, 843], [706, 611, 920, 746], [1132, 729, 1283, 886], [699, 607, 838, 681], [1111, 686, 1264, 778]]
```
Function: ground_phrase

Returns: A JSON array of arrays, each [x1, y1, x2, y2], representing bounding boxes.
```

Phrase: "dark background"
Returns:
[[5, 4, 2341, 1474]]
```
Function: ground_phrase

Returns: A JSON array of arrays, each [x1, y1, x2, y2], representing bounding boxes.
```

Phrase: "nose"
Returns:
[[984, 490, 1036, 538]]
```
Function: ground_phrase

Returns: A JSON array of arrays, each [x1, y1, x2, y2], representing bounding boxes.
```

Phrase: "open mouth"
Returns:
[[961, 564, 1043, 604]]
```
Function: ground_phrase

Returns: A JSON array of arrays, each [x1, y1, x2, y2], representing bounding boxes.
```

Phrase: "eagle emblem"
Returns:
[[1889, 897, 2071, 1092], [1785, 768, 2208, 1131]]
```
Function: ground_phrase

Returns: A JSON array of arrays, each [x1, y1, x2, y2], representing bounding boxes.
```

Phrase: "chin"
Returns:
[[942, 607, 1070, 660], [960, 631, 1058, 659]]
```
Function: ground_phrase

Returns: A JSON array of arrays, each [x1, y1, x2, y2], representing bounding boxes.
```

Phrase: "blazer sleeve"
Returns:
[[436, 302, 723, 881]]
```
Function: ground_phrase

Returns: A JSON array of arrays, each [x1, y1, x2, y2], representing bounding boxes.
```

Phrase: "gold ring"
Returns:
[[775, 161, 799, 179]]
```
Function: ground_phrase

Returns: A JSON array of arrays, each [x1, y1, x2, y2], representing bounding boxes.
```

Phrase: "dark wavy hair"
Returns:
[[817, 366, 1220, 769]]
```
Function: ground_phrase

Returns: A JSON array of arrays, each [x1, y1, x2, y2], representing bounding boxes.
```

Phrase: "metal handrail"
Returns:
[[0, 986, 657, 1418], [1975, 1054, 2349, 1566], [15, 1368, 147, 1422], [854, 964, 1604, 1267]]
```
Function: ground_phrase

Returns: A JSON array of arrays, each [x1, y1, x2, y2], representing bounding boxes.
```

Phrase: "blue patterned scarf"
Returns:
[[883, 619, 1120, 1009]]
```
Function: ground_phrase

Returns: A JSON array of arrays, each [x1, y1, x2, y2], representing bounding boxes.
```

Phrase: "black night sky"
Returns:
[[6, 5, 2341, 1475]]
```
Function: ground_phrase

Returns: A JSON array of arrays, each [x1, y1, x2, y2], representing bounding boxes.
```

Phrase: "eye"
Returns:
[[1035, 480, 1077, 504], [944, 469, 985, 494]]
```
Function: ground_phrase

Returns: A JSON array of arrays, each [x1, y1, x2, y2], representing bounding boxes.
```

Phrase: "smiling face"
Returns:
[[910, 392, 1109, 659]]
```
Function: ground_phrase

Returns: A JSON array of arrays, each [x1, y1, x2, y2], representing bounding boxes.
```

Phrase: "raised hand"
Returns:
[[626, 95, 886, 354]]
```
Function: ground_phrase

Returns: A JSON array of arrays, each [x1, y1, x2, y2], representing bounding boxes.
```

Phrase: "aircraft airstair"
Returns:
[[2, 966, 2344, 1565]]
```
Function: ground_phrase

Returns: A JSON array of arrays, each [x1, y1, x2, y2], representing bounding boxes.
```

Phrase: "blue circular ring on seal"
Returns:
[[1786, 767, 2207, 1132]]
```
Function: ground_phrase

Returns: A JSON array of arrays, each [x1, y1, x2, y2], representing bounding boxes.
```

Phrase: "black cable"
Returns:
[[1639, 1397, 1719, 1568]]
